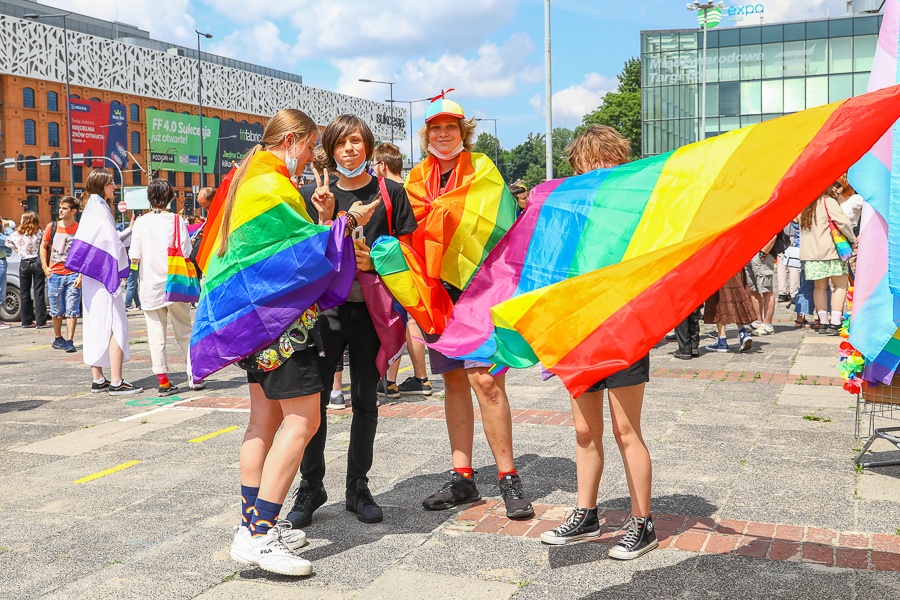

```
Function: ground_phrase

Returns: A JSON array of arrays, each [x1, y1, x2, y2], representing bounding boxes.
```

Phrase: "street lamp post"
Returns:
[[475, 118, 500, 172], [359, 78, 395, 143], [386, 98, 430, 170], [686, 1, 725, 141], [25, 12, 75, 196], [196, 30, 213, 188]]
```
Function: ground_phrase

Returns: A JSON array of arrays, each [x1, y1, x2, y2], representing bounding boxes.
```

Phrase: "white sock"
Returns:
[[111, 379, 123, 387], [831, 311, 843, 326], [817, 310, 829, 324], [93, 377, 106, 384]]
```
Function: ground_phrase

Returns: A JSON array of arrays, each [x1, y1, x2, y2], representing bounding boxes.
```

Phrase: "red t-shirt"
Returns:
[[43, 221, 79, 275]]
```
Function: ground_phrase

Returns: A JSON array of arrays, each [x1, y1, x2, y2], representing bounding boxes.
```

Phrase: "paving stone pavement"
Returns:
[[1, 305, 900, 599]]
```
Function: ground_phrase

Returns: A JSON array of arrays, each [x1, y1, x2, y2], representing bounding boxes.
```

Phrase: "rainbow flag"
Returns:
[[432, 86, 900, 396], [194, 167, 235, 274], [371, 151, 515, 334], [190, 152, 356, 380], [848, 0, 900, 384]]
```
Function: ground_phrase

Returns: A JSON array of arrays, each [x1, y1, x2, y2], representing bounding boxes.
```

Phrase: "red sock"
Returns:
[[157, 374, 170, 386], [498, 469, 517, 480], [454, 467, 474, 479]]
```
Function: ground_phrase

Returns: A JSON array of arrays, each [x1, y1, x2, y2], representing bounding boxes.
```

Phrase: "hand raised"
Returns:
[[311, 166, 334, 223]]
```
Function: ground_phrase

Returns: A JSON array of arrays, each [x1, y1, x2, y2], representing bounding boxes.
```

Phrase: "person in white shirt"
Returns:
[[837, 173, 864, 232], [129, 179, 195, 396]]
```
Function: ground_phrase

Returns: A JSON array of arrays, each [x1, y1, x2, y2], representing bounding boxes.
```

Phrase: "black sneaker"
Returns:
[[286, 480, 327, 528], [825, 324, 842, 336], [608, 515, 658, 560], [109, 380, 143, 396], [422, 471, 480, 511], [498, 473, 534, 519], [377, 379, 399, 399], [539, 507, 601, 545], [158, 383, 179, 397], [51, 336, 66, 350], [397, 376, 433, 396], [91, 378, 110, 393], [345, 480, 383, 524]]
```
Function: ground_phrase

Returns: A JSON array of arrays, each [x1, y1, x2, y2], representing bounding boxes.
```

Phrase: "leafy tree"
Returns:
[[579, 57, 641, 158], [473, 132, 501, 164]]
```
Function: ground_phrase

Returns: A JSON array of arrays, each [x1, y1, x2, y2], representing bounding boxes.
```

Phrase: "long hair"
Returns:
[[799, 183, 840, 231], [217, 108, 318, 257], [82, 169, 114, 204], [17, 211, 39, 236]]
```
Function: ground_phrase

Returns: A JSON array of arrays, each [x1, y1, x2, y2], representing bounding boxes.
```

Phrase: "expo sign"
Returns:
[[726, 3, 764, 21]]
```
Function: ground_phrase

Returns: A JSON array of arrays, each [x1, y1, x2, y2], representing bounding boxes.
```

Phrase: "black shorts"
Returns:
[[246, 347, 324, 400], [586, 354, 651, 392]]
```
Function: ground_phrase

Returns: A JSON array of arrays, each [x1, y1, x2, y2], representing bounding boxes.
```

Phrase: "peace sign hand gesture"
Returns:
[[311, 167, 335, 225]]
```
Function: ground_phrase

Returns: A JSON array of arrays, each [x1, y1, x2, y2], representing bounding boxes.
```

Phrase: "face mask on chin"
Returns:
[[336, 160, 368, 178], [428, 142, 464, 161], [284, 138, 299, 177]]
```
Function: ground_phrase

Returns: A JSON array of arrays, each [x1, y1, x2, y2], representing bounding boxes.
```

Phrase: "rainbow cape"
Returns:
[[194, 167, 236, 274], [431, 85, 900, 396], [371, 152, 516, 334], [190, 151, 356, 380], [848, 0, 900, 384]]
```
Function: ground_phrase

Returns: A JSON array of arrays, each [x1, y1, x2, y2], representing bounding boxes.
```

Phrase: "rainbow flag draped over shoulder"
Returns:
[[195, 167, 236, 274], [432, 86, 900, 396], [190, 151, 356, 380], [848, 0, 900, 384], [371, 151, 516, 334]]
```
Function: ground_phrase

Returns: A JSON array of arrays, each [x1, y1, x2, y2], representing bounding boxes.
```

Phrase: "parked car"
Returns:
[[2, 253, 22, 322]]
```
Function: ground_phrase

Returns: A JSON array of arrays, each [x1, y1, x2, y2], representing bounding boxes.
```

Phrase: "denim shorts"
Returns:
[[48, 272, 82, 318]]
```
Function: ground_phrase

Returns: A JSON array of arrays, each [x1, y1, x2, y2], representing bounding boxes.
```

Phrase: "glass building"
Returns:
[[640, 13, 884, 157]]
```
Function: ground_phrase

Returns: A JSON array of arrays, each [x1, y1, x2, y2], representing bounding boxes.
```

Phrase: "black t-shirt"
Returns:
[[300, 176, 418, 243]]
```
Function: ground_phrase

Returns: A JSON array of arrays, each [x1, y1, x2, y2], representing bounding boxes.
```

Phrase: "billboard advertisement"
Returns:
[[216, 120, 264, 177], [70, 99, 128, 170], [146, 109, 219, 173]]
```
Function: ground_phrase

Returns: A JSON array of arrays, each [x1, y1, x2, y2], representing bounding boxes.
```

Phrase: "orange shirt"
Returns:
[[43, 221, 79, 275]]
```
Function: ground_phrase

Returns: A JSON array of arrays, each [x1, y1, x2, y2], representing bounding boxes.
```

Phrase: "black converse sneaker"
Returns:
[[539, 507, 601, 545], [608, 515, 658, 560], [498, 473, 535, 519], [422, 471, 480, 510]]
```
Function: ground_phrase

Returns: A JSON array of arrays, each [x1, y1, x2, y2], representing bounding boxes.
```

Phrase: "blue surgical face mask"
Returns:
[[336, 160, 368, 178], [284, 139, 299, 176]]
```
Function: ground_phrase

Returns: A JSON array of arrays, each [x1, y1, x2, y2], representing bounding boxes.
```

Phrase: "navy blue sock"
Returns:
[[240, 485, 259, 528], [250, 498, 282, 537]]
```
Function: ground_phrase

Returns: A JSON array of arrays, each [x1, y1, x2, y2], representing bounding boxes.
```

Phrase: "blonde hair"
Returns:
[[566, 125, 631, 175], [17, 211, 40, 236], [82, 169, 114, 204], [217, 109, 318, 257], [418, 116, 477, 157]]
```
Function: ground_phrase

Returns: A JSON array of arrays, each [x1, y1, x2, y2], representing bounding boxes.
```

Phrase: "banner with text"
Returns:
[[146, 109, 220, 173], [216, 120, 264, 177], [70, 99, 128, 171]]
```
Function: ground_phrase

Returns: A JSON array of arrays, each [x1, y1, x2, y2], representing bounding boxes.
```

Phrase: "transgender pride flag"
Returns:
[[848, 0, 900, 384]]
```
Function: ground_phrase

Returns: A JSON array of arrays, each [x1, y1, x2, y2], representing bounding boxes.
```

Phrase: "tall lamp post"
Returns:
[[544, 0, 553, 181], [25, 12, 75, 196], [359, 78, 395, 143], [387, 98, 430, 170], [196, 30, 213, 188], [686, 2, 724, 141], [475, 118, 500, 172]]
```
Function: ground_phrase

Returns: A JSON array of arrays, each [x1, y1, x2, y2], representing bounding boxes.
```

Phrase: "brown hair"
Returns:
[[59, 196, 79, 212], [82, 169, 114, 203], [373, 142, 403, 176], [217, 108, 318, 256], [799, 183, 841, 231], [17, 211, 40, 236], [836, 173, 856, 198], [566, 125, 631, 175], [147, 179, 174, 209], [312, 145, 329, 173], [198, 187, 216, 203], [418, 116, 478, 156], [321, 115, 375, 172]]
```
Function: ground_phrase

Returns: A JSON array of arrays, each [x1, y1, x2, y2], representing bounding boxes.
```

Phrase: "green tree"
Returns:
[[579, 57, 641, 158]]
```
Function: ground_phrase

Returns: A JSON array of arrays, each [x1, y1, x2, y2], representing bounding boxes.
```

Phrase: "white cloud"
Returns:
[[207, 21, 292, 67], [41, 0, 196, 45], [531, 72, 616, 126]]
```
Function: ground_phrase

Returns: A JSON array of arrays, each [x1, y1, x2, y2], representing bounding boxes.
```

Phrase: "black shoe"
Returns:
[[397, 376, 433, 396], [345, 480, 383, 524], [498, 473, 534, 519], [539, 507, 601, 545], [377, 378, 400, 399], [672, 349, 693, 360], [777, 293, 791, 303], [422, 471, 480, 511], [608, 515, 658, 560], [91, 378, 110, 393], [158, 383, 179, 397], [664, 332, 677, 341], [825, 324, 842, 336], [52, 337, 66, 350], [286, 480, 327, 528], [109, 380, 142, 396]]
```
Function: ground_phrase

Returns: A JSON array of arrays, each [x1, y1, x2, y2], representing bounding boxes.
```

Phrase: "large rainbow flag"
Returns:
[[432, 85, 900, 396], [371, 151, 516, 334], [190, 151, 356, 380], [848, 0, 900, 384]]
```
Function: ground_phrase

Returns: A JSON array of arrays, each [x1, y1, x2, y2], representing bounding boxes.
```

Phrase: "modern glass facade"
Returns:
[[640, 13, 883, 157]]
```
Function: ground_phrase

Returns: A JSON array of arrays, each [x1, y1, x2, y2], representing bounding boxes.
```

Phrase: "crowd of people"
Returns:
[[0, 94, 863, 579]]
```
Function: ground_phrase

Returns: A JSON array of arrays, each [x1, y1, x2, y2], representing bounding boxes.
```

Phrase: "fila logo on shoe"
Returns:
[[260, 548, 273, 554]]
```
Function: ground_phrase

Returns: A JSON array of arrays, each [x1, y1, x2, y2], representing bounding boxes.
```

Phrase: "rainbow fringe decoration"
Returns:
[[839, 288, 865, 394], [431, 86, 900, 397], [189, 151, 356, 380], [371, 152, 516, 334]]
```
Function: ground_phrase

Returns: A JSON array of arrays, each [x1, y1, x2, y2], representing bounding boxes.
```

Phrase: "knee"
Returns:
[[573, 423, 598, 448], [612, 421, 638, 448], [470, 373, 504, 406]]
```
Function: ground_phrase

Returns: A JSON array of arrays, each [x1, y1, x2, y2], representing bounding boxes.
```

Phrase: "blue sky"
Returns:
[[45, 0, 851, 154]]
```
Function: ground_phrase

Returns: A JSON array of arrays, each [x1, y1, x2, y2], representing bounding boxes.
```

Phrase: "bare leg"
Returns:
[[332, 370, 343, 392], [608, 384, 651, 518], [716, 323, 726, 338], [442, 368, 474, 469], [91, 366, 105, 381], [240, 383, 284, 488], [830, 275, 849, 316], [386, 358, 400, 383], [256, 393, 322, 504], [468, 369, 515, 474], [813, 278, 829, 315], [748, 291, 762, 323], [109, 335, 125, 383], [65, 316, 77, 341], [52, 316, 63, 338], [762, 291, 775, 325], [407, 321, 429, 380], [571, 390, 605, 508]]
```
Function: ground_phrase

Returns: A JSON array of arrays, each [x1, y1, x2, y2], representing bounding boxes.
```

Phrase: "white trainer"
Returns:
[[230, 525, 312, 576]]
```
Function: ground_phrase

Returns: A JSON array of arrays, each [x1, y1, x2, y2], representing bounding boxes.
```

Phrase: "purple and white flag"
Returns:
[[66, 195, 129, 295]]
